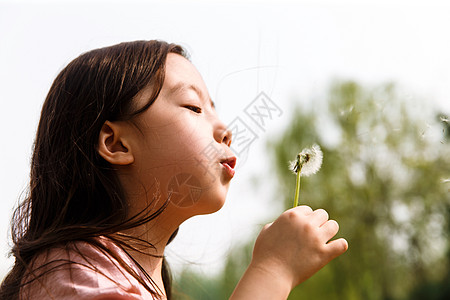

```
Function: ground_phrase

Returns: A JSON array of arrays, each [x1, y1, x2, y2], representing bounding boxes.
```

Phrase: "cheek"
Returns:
[[134, 114, 224, 210], [160, 114, 204, 149], [139, 120, 201, 161]]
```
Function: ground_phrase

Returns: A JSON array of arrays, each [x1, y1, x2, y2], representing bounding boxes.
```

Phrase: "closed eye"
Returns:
[[184, 105, 202, 114]]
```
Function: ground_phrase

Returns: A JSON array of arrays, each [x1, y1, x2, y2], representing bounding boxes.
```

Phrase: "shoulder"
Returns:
[[20, 238, 156, 300]]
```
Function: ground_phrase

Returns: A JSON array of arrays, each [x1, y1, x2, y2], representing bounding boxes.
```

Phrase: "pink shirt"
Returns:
[[19, 238, 161, 299]]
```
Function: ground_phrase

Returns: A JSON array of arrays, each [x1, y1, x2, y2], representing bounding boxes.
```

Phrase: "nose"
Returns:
[[215, 121, 232, 147], [221, 128, 232, 147]]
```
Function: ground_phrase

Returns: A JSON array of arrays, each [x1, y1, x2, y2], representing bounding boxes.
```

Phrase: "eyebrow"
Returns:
[[168, 82, 215, 109]]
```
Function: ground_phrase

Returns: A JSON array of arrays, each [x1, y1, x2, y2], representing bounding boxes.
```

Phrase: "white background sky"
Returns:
[[1, 0, 450, 279]]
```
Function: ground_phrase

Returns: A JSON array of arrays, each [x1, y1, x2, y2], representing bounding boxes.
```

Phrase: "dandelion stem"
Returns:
[[293, 165, 302, 207]]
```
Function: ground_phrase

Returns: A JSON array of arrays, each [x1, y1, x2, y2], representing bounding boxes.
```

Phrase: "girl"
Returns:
[[0, 40, 348, 299]]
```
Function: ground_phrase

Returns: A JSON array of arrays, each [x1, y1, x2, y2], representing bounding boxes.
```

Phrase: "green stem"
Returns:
[[293, 167, 302, 208]]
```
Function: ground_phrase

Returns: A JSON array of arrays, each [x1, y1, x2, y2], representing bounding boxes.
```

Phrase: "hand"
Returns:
[[250, 205, 348, 290]]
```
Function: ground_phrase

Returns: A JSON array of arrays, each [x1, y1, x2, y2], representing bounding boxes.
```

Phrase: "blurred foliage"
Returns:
[[174, 81, 450, 300], [174, 243, 253, 300]]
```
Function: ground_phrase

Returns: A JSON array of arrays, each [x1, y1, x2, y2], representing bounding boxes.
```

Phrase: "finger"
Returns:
[[309, 208, 329, 227], [320, 220, 339, 241], [292, 205, 313, 215], [326, 238, 349, 259]]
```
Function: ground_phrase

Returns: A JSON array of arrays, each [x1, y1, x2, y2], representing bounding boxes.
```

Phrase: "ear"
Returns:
[[97, 121, 134, 165]]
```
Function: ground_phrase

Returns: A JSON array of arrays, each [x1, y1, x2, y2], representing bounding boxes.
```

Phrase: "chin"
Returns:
[[194, 193, 227, 215]]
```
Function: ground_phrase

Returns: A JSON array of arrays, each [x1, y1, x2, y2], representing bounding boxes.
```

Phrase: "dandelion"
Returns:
[[289, 144, 323, 207]]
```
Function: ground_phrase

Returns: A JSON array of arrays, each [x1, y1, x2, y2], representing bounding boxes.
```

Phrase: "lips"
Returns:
[[220, 156, 237, 169], [220, 156, 237, 178]]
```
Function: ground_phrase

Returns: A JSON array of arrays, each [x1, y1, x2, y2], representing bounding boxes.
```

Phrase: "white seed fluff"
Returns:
[[289, 144, 323, 177]]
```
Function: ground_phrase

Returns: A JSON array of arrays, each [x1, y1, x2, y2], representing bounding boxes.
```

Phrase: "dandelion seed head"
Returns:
[[289, 144, 323, 177]]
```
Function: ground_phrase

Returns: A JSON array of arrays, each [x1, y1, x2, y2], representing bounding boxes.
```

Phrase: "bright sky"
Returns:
[[1, 0, 450, 278]]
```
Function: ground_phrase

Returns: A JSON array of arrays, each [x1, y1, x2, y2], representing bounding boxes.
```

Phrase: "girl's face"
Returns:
[[124, 53, 235, 218]]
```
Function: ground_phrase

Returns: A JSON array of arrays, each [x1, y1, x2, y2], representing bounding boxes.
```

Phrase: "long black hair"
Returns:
[[0, 40, 186, 299]]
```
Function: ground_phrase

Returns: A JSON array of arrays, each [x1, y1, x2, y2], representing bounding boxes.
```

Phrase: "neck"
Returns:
[[119, 207, 184, 297], [118, 173, 192, 297]]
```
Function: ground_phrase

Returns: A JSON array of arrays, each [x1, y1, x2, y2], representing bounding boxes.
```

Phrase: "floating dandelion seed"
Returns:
[[440, 116, 449, 123], [289, 144, 323, 207]]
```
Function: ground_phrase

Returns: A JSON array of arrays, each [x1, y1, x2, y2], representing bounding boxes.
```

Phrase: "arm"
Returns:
[[230, 206, 348, 300]]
